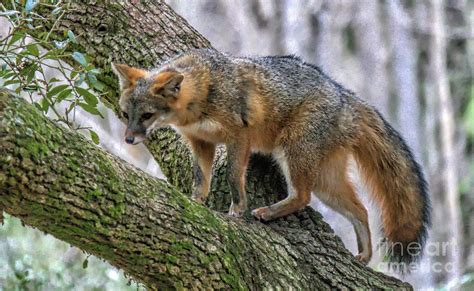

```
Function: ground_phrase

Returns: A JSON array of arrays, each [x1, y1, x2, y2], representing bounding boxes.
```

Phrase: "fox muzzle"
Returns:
[[125, 129, 146, 145]]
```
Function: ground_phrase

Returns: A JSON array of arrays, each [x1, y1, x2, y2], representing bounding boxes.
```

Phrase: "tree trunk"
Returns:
[[315, 0, 350, 77], [353, 0, 389, 117], [386, 0, 422, 159], [429, 0, 463, 285], [1, 0, 412, 289], [281, 0, 319, 61]]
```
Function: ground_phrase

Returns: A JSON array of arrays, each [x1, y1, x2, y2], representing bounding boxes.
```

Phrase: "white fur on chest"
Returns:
[[173, 119, 224, 136]]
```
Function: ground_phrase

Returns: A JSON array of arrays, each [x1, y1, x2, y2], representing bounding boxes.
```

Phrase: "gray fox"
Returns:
[[111, 48, 431, 266]]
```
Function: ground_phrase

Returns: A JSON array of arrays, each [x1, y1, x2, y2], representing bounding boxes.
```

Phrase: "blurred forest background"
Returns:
[[1, 0, 473, 290]]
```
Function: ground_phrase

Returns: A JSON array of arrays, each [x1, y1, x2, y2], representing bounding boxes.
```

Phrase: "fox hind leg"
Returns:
[[314, 150, 372, 264], [315, 183, 372, 264], [252, 148, 312, 221]]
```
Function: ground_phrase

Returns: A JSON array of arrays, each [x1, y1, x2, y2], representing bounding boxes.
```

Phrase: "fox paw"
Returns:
[[251, 207, 274, 221], [228, 202, 246, 217], [355, 253, 370, 265]]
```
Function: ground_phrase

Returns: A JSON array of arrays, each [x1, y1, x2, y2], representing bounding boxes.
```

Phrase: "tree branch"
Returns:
[[0, 90, 410, 289]]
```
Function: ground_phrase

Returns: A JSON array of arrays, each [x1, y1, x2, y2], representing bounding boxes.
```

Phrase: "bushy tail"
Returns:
[[352, 104, 431, 269]]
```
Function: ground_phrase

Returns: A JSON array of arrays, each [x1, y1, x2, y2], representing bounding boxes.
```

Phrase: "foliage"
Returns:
[[0, 214, 144, 291], [0, 0, 105, 144]]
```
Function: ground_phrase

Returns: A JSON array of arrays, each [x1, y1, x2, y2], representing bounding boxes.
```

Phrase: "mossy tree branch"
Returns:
[[0, 90, 410, 289]]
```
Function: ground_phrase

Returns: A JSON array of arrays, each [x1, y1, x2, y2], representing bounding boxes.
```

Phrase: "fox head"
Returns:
[[111, 63, 189, 145]]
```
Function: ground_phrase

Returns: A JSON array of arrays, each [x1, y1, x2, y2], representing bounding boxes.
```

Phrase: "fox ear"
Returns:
[[111, 63, 146, 91], [152, 71, 184, 98]]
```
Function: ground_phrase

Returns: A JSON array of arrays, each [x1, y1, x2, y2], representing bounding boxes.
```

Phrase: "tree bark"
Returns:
[[1, 0, 412, 289]]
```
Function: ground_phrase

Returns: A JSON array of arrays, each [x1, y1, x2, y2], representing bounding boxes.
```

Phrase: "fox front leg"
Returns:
[[226, 139, 251, 217], [188, 138, 216, 203]]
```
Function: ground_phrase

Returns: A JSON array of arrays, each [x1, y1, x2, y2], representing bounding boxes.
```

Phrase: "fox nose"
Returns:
[[125, 136, 135, 144]]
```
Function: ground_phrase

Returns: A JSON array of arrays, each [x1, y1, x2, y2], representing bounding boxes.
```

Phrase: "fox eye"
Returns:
[[122, 111, 129, 119], [141, 112, 154, 120]]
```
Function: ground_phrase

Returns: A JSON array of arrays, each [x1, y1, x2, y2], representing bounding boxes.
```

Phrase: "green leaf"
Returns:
[[48, 77, 61, 83], [2, 71, 16, 79], [86, 73, 106, 91], [67, 101, 76, 113], [78, 102, 103, 117], [3, 79, 21, 86], [56, 89, 72, 103], [82, 258, 88, 269], [40, 97, 50, 113], [92, 81, 106, 92], [47, 84, 69, 99], [69, 71, 78, 80], [0, 67, 11, 78], [42, 50, 59, 60], [8, 32, 25, 48], [89, 130, 100, 145], [19, 64, 30, 76], [74, 73, 85, 86], [67, 30, 76, 43], [25, 0, 38, 13], [75, 87, 98, 106], [16, 50, 27, 64], [33, 102, 42, 111], [72, 51, 87, 67], [89, 68, 101, 75], [25, 64, 37, 84], [26, 43, 39, 57], [86, 72, 98, 85], [19, 64, 37, 84], [85, 64, 95, 71]]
